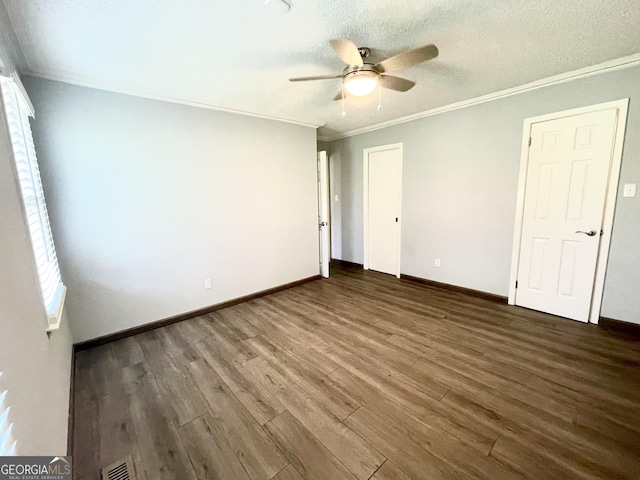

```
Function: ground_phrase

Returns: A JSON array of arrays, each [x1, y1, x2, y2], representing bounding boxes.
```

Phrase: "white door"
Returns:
[[318, 151, 330, 278], [364, 144, 402, 277], [515, 109, 618, 322]]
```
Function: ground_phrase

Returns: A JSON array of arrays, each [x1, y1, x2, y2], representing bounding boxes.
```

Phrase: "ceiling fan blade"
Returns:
[[329, 39, 364, 67], [289, 75, 342, 82], [375, 44, 439, 73], [333, 91, 344, 101], [381, 75, 416, 92]]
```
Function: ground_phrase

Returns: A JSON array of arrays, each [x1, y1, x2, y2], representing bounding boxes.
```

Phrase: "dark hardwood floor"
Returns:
[[72, 264, 640, 480]]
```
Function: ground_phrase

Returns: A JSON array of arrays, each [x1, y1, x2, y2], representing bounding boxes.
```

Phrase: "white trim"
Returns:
[[23, 70, 321, 129], [363, 142, 403, 278], [317, 150, 330, 278], [46, 285, 66, 331], [395, 145, 403, 279], [508, 99, 630, 325], [321, 53, 640, 142], [1, 75, 66, 332], [9, 73, 34, 117], [363, 151, 369, 271], [508, 121, 533, 306], [590, 100, 629, 325], [21, 53, 639, 140]]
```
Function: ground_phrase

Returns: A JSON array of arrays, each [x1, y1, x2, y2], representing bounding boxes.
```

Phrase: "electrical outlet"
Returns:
[[204, 278, 212, 289], [434, 258, 441, 268], [623, 183, 637, 197]]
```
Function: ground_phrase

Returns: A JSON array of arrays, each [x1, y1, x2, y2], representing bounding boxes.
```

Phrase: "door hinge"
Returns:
[[515, 280, 518, 289], [528, 137, 532, 147]]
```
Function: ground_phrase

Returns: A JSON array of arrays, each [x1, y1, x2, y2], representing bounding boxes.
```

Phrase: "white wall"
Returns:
[[0, 23, 73, 455], [326, 65, 640, 324], [24, 77, 320, 343]]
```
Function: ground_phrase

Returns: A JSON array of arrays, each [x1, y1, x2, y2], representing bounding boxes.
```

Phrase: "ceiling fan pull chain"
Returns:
[[377, 77, 382, 111], [342, 84, 346, 116]]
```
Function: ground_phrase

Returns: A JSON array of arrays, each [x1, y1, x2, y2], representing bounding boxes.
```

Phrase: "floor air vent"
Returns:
[[101, 456, 136, 480]]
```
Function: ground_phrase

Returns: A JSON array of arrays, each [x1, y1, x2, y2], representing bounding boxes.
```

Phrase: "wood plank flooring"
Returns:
[[72, 264, 640, 480]]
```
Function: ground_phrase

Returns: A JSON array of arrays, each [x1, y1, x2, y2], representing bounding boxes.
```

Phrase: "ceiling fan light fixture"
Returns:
[[344, 70, 379, 97]]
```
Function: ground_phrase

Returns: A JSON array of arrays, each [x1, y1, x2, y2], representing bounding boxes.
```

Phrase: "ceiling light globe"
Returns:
[[344, 71, 378, 97]]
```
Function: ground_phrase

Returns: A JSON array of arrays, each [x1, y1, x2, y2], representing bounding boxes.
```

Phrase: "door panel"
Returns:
[[566, 160, 589, 220], [527, 237, 547, 291], [317, 151, 330, 278], [516, 109, 618, 321], [367, 147, 401, 276]]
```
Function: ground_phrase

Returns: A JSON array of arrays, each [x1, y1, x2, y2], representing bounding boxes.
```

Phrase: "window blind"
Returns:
[[0, 373, 17, 456], [0, 76, 65, 327]]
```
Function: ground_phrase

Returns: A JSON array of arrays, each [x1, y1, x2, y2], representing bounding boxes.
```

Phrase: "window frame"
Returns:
[[0, 74, 66, 330], [0, 372, 17, 456]]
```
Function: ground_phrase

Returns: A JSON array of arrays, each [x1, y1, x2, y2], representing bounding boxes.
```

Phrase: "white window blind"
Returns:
[[0, 75, 66, 329], [0, 373, 17, 456]]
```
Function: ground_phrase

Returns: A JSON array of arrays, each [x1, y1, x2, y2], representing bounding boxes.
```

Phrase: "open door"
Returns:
[[318, 151, 330, 278], [509, 99, 629, 323]]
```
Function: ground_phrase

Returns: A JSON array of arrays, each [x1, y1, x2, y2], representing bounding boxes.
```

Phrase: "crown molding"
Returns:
[[320, 53, 640, 142], [20, 52, 640, 141], [23, 70, 321, 129], [0, 0, 30, 72]]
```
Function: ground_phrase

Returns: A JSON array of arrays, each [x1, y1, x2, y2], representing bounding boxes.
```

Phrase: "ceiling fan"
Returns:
[[289, 39, 439, 99]]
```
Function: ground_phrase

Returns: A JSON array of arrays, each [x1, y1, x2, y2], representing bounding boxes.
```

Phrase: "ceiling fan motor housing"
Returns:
[[358, 47, 371, 58], [343, 64, 378, 76]]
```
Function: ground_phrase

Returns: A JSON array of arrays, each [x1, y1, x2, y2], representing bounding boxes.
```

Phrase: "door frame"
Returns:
[[363, 142, 403, 278], [318, 150, 330, 278], [508, 99, 629, 324]]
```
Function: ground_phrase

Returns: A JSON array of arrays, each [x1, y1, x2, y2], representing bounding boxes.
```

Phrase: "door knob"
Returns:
[[575, 230, 597, 236], [319, 222, 327, 227]]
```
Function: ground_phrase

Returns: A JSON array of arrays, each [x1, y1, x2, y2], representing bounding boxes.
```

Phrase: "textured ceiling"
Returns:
[[3, 0, 640, 139]]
